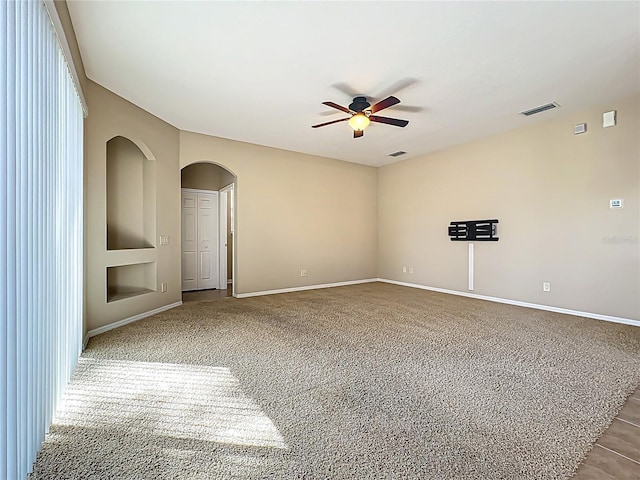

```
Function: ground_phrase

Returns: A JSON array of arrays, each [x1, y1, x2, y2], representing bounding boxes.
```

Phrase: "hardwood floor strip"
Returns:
[[597, 419, 640, 463], [594, 444, 640, 466], [578, 445, 640, 480]]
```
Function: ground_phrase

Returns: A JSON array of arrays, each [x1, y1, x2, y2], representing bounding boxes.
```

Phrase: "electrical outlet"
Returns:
[[300, 269, 307, 277], [161, 282, 167, 293], [402, 267, 407, 273], [543, 282, 550, 292]]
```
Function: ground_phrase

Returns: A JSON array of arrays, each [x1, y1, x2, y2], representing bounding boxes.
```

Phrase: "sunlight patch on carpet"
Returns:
[[54, 357, 287, 449]]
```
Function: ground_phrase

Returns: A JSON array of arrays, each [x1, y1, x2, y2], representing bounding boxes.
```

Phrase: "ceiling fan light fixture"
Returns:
[[348, 112, 370, 131]]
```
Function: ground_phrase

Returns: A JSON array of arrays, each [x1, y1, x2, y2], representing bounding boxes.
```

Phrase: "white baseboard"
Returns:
[[236, 278, 378, 298], [83, 301, 183, 349], [377, 278, 640, 328]]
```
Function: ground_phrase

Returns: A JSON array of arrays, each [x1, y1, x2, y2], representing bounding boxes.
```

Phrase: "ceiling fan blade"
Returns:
[[369, 115, 409, 127], [374, 78, 419, 100], [390, 105, 424, 113], [311, 117, 350, 128], [369, 96, 400, 113], [354, 130, 364, 139], [322, 101, 353, 114], [331, 82, 359, 98]]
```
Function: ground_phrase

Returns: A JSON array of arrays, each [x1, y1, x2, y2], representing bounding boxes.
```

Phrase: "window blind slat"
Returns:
[[16, 0, 28, 473], [0, 1, 12, 475], [5, 2, 19, 478]]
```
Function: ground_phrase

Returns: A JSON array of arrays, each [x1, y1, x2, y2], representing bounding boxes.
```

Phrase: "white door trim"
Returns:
[[219, 188, 228, 291], [220, 183, 235, 297]]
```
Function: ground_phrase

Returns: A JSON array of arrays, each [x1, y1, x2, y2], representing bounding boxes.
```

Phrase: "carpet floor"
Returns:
[[30, 282, 640, 479]]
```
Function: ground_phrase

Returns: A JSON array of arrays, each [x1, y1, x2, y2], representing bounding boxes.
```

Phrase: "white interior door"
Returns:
[[181, 192, 197, 291], [181, 189, 219, 291], [197, 192, 218, 289]]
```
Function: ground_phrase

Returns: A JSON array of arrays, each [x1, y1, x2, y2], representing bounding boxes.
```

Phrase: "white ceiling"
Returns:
[[67, 1, 640, 167]]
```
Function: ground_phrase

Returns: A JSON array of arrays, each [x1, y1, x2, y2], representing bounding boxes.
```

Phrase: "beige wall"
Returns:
[[85, 80, 182, 332], [181, 162, 235, 191], [180, 131, 379, 294], [182, 162, 219, 190], [220, 169, 235, 189], [378, 95, 640, 320]]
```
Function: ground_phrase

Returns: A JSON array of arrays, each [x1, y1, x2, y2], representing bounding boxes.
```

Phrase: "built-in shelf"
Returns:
[[106, 136, 156, 250], [105, 248, 156, 267], [106, 287, 155, 303], [107, 262, 156, 303]]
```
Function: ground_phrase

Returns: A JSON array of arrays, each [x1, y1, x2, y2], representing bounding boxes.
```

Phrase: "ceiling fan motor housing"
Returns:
[[349, 96, 371, 112]]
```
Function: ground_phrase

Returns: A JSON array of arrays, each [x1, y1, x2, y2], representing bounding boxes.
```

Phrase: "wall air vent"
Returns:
[[519, 102, 560, 116], [388, 150, 407, 157]]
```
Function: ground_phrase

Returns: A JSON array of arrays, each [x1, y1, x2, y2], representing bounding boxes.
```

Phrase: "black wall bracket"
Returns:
[[448, 219, 499, 241]]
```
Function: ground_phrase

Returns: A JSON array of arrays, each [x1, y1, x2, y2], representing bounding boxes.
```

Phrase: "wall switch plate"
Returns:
[[159, 235, 170, 245], [300, 269, 307, 277], [402, 267, 407, 273], [574, 123, 587, 135], [543, 282, 551, 292], [161, 282, 167, 293], [409, 267, 414, 274], [603, 110, 616, 128]]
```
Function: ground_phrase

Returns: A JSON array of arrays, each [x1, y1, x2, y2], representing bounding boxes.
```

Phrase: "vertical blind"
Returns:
[[1, 1, 84, 478]]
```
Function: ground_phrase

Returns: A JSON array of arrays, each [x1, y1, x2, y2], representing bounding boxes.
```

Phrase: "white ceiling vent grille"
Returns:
[[520, 102, 560, 116], [388, 151, 407, 157]]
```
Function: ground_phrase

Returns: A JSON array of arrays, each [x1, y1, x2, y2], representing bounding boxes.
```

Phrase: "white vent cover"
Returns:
[[520, 102, 560, 116], [388, 151, 407, 157]]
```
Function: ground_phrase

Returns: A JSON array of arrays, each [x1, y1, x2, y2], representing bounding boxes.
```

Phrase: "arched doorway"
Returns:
[[180, 162, 236, 299]]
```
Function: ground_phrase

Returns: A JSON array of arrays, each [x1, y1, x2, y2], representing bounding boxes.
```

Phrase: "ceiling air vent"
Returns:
[[388, 150, 407, 157], [520, 102, 560, 116]]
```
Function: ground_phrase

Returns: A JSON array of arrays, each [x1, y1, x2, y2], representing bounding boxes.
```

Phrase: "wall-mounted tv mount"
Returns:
[[448, 219, 499, 241]]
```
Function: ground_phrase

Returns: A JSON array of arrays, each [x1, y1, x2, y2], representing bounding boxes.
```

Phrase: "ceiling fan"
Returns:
[[312, 96, 409, 138]]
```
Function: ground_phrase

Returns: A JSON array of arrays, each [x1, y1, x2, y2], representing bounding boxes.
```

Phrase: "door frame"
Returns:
[[219, 183, 235, 296], [180, 162, 237, 298], [218, 184, 229, 293]]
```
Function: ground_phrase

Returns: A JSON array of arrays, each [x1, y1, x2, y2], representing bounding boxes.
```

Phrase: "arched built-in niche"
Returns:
[[106, 136, 156, 250], [106, 136, 157, 303]]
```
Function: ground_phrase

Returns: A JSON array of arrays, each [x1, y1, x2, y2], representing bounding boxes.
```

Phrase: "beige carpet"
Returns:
[[30, 282, 640, 479]]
